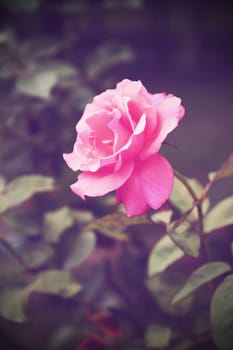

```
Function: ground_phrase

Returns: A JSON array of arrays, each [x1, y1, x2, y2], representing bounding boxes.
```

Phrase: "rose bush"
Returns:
[[63, 79, 184, 216]]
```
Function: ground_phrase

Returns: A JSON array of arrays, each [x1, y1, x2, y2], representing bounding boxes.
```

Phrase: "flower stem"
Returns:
[[173, 170, 211, 261]]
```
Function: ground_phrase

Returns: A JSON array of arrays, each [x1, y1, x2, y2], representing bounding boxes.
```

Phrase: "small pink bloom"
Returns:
[[63, 79, 184, 216]]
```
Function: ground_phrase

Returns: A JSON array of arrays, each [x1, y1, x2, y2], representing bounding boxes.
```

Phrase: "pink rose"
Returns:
[[63, 79, 184, 216]]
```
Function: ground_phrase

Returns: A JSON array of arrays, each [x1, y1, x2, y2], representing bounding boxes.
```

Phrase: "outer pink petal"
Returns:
[[141, 96, 185, 158], [116, 154, 174, 217], [116, 177, 149, 217], [70, 162, 134, 199], [139, 154, 174, 209], [116, 79, 148, 101], [63, 143, 83, 171]]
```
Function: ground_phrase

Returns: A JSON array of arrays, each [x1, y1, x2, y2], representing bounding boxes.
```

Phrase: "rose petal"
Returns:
[[71, 162, 134, 199], [140, 154, 174, 208], [63, 149, 81, 172], [108, 111, 131, 152], [150, 93, 166, 107], [116, 154, 173, 216], [103, 113, 146, 171], [63, 139, 100, 172], [142, 95, 185, 158], [117, 79, 150, 104], [116, 178, 149, 216]]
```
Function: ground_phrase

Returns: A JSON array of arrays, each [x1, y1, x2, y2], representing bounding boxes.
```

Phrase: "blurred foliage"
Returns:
[[0, 1, 233, 350]]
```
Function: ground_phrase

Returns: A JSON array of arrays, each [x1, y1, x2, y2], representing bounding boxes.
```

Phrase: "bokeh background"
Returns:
[[1, 0, 233, 197], [0, 1, 232, 349]]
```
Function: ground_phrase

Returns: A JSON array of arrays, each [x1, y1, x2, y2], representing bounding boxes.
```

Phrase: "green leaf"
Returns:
[[150, 210, 173, 225], [92, 227, 128, 241], [86, 211, 151, 241], [168, 221, 200, 257], [44, 206, 75, 243], [204, 196, 233, 233], [26, 270, 82, 298], [0, 175, 6, 192], [21, 242, 54, 269], [209, 154, 233, 182], [172, 262, 231, 304], [0, 248, 23, 284], [0, 270, 82, 323], [211, 274, 233, 350], [16, 63, 77, 99], [148, 235, 184, 277], [71, 209, 94, 225], [196, 155, 233, 209], [64, 231, 96, 269], [17, 70, 57, 99], [0, 288, 27, 322], [145, 324, 171, 349], [170, 177, 210, 221], [87, 211, 151, 230], [146, 270, 194, 316], [3, 211, 40, 237], [0, 175, 55, 213]]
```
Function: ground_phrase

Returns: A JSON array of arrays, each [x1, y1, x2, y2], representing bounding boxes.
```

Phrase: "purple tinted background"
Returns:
[[1, 0, 232, 183]]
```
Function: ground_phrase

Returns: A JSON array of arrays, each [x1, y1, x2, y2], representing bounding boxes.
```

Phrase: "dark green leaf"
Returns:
[[150, 210, 173, 225], [0, 176, 6, 192], [87, 211, 151, 230], [0, 249, 23, 284], [205, 196, 233, 233], [16, 63, 77, 99], [86, 211, 151, 241], [211, 274, 233, 350], [146, 270, 194, 316], [145, 324, 171, 349], [21, 242, 54, 269], [200, 155, 233, 206], [172, 262, 231, 304], [26, 269, 82, 298], [209, 154, 233, 182], [168, 221, 200, 257], [71, 209, 94, 225], [0, 288, 27, 322], [0, 270, 82, 323], [17, 70, 57, 99], [0, 175, 55, 213], [44, 206, 75, 243], [170, 177, 210, 220], [148, 235, 184, 277], [3, 211, 40, 237], [64, 231, 96, 269]]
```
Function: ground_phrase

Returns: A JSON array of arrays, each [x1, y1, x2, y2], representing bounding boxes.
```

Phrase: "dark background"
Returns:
[[1, 0, 232, 194]]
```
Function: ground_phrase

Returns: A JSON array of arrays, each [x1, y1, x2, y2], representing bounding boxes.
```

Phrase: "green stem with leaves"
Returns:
[[173, 170, 211, 261]]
